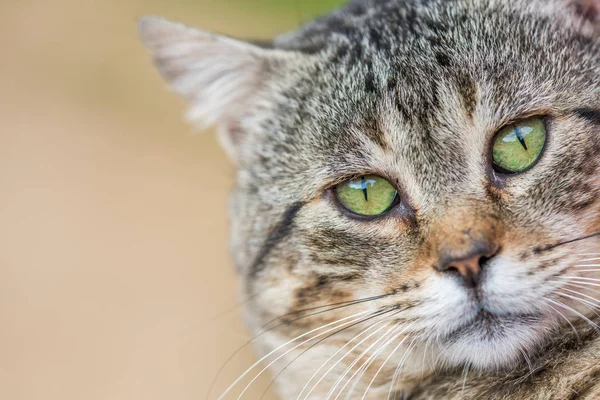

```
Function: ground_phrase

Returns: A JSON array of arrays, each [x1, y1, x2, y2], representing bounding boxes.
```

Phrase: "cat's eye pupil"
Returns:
[[514, 127, 528, 150], [360, 176, 368, 201], [335, 175, 398, 217], [492, 117, 546, 174]]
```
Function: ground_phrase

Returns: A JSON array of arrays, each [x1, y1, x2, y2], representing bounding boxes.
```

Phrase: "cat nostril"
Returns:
[[435, 247, 499, 288], [442, 256, 484, 288]]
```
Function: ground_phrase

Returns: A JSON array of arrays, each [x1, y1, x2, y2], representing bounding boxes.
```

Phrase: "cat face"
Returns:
[[140, 0, 599, 397]]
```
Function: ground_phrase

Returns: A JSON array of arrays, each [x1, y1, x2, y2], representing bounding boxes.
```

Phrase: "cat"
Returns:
[[139, 0, 600, 398]]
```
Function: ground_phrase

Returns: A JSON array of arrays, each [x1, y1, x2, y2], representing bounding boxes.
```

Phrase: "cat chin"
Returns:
[[435, 313, 548, 371]]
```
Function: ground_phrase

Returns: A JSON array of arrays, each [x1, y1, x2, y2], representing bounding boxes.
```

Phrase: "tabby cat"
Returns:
[[139, 0, 600, 398]]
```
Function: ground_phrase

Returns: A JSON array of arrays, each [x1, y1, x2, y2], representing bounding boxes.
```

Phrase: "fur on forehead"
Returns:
[[139, 0, 598, 163], [276, 0, 599, 51]]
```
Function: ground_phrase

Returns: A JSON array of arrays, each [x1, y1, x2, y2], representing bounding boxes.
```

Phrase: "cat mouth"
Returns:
[[433, 308, 547, 370], [441, 309, 542, 343]]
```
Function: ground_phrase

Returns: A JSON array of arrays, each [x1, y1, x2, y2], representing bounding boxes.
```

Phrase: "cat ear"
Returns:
[[138, 17, 294, 161]]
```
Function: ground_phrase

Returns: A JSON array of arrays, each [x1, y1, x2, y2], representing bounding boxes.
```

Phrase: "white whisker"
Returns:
[[299, 317, 393, 400], [577, 257, 600, 262], [543, 300, 580, 341], [326, 324, 399, 400], [461, 363, 470, 393], [557, 291, 600, 308], [341, 324, 409, 400], [556, 292, 600, 319], [360, 325, 415, 400], [545, 298, 600, 333], [217, 310, 371, 400], [420, 336, 432, 378], [559, 281, 600, 296], [518, 347, 533, 375], [387, 337, 418, 400], [553, 280, 600, 288], [237, 311, 380, 400], [558, 276, 600, 282], [561, 288, 600, 306]]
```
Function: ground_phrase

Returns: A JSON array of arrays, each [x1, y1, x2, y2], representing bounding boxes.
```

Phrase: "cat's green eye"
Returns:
[[335, 175, 398, 217], [492, 117, 546, 174]]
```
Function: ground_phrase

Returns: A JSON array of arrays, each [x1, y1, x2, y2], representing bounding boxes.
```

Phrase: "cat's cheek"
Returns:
[[479, 257, 551, 315]]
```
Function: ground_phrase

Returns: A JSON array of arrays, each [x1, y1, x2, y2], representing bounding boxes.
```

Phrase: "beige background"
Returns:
[[0, 1, 339, 399]]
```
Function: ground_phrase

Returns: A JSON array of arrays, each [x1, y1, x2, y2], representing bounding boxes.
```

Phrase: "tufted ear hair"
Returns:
[[138, 17, 295, 161]]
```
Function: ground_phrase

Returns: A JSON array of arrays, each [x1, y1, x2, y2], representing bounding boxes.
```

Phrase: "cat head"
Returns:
[[140, 0, 599, 389]]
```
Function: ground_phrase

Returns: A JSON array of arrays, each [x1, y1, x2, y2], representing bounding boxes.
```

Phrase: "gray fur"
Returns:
[[140, 0, 600, 398]]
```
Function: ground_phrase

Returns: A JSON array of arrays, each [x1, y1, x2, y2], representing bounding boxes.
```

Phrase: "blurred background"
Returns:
[[0, 1, 344, 399]]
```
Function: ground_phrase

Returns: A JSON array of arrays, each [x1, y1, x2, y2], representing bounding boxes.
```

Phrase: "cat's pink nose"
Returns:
[[435, 245, 499, 288], [438, 255, 484, 288]]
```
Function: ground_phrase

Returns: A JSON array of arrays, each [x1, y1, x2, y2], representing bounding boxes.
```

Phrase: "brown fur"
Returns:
[[409, 321, 600, 399], [139, 0, 600, 398]]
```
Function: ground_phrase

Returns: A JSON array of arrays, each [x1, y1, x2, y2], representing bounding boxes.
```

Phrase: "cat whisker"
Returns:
[[263, 308, 399, 400], [575, 257, 600, 262], [461, 363, 470, 394], [360, 327, 416, 400], [557, 281, 600, 296], [553, 284, 600, 325], [556, 292, 600, 316], [429, 337, 442, 379], [349, 326, 417, 400], [522, 348, 533, 375], [217, 310, 371, 400], [543, 300, 580, 341], [535, 232, 600, 254], [554, 279, 600, 288], [555, 292, 600, 332], [208, 294, 259, 323], [545, 298, 600, 334], [558, 276, 600, 282], [208, 294, 391, 399], [298, 317, 396, 400], [341, 324, 409, 400], [432, 333, 454, 364], [261, 295, 394, 332], [561, 288, 600, 306], [388, 337, 418, 400], [326, 323, 401, 400], [241, 310, 391, 400], [420, 335, 432, 379]]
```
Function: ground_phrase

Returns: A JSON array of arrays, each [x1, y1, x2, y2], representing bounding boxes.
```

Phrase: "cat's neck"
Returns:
[[404, 318, 600, 399]]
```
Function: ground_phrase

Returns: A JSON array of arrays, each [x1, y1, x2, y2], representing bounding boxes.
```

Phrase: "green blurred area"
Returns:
[[225, 0, 346, 15], [11, 0, 352, 122], [142, 0, 347, 36], [165, 0, 346, 17]]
